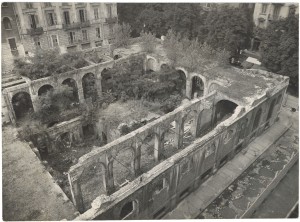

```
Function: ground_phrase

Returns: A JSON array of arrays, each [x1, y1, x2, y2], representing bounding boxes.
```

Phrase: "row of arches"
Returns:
[[11, 73, 98, 122]]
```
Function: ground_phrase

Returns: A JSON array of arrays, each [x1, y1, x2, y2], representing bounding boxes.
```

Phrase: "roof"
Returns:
[[201, 66, 287, 105]]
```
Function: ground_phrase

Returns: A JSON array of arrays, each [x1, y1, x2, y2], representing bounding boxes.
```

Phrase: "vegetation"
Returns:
[[259, 10, 299, 88], [117, 3, 207, 38], [14, 49, 90, 80], [202, 5, 254, 57], [140, 31, 157, 53], [163, 30, 230, 71], [32, 85, 82, 125], [114, 23, 132, 48]]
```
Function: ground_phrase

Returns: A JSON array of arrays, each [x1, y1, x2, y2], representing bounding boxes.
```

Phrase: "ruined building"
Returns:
[[2, 37, 290, 219]]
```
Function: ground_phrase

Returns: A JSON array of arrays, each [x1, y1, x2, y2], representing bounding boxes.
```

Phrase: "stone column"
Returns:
[[31, 93, 40, 112], [68, 174, 85, 213], [76, 78, 85, 103], [174, 116, 184, 149], [186, 78, 192, 99], [104, 153, 115, 195], [154, 127, 164, 162], [134, 140, 142, 176], [95, 75, 103, 98]]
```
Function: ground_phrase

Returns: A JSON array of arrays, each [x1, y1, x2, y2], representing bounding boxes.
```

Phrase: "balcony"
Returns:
[[27, 27, 44, 36], [62, 21, 91, 30], [105, 17, 117, 24]]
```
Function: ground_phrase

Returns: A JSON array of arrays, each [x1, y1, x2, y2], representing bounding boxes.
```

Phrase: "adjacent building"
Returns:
[[1, 2, 25, 73], [253, 3, 299, 28], [13, 2, 118, 54]]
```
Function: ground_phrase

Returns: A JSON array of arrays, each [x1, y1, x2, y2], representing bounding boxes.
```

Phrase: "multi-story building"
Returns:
[[1, 2, 25, 73], [13, 2, 118, 54], [253, 3, 299, 29]]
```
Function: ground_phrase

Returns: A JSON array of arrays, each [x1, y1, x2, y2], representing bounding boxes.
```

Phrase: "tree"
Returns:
[[140, 31, 157, 53], [118, 3, 207, 39], [163, 30, 230, 71], [114, 22, 132, 48], [260, 12, 299, 87], [202, 5, 254, 57]]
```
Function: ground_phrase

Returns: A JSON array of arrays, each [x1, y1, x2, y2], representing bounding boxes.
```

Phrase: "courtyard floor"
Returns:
[[2, 125, 78, 221]]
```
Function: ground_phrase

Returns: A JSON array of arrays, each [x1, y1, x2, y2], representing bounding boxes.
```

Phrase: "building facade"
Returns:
[[253, 3, 299, 29], [13, 2, 117, 54], [1, 2, 25, 73]]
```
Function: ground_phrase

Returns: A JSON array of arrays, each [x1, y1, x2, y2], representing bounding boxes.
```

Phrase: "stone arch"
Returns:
[[62, 78, 79, 102], [160, 63, 170, 72], [146, 57, 156, 72], [175, 68, 187, 96], [119, 199, 139, 219], [252, 108, 262, 132], [79, 161, 107, 210], [208, 82, 222, 93], [3, 17, 12, 30], [82, 72, 97, 102], [113, 147, 135, 187], [38, 84, 54, 96], [11, 91, 34, 121], [213, 100, 238, 126], [191, 76, 204, 99], [266, 98, 276, 121]]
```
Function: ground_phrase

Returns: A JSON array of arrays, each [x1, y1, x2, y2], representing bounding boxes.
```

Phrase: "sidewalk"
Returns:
[[2, 126, 78, 221], [163, 112, 292, 219]]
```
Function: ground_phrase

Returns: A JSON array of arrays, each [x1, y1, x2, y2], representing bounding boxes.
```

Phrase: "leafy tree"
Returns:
[[202, 5, 254, 57], [118, 3, 207, 38], [114, 22, 132, 48], [14, 49, 89, 79], [260, 11, 299, 87], [140, 31, 157, 53], [163, 30, 230, 71]]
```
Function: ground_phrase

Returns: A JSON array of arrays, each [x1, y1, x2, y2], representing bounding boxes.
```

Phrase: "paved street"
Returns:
[[2, 126, 78, 221]]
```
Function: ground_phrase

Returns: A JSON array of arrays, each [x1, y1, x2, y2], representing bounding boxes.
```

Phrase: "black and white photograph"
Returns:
[[1, 1, 299, 220]]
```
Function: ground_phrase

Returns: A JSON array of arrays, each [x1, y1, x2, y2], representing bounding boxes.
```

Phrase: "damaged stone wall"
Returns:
[[68, 79, 287, 218]]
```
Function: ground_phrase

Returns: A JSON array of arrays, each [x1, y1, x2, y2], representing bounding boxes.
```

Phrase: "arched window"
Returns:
[[3, 17, 12, 30]]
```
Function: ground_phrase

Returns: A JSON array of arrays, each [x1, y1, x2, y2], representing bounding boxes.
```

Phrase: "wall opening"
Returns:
[[12, 92, 34, 121], [57, 132, 72, 150], [191, 76, 204, 98], [113, 148, 135, 187], [82, 124, 95, 139], [120, 200, 136, 219], [146, 58, 155, 73], [176, 69, 186, 96], [38, 84, 54, 96], [82, 73, 97, 102], [79, 162, 106, 210], [160, 64, 170, 72], [266, 99, 276, 121], [62, 78, 79, 102], [213, 100, 238, 126], [252, 108, 262, 132]]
